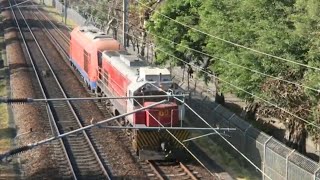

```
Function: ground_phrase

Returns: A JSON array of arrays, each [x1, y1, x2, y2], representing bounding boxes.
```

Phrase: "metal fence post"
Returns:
[[263, 136, 273, 180], [286, 149, 295, 180], [243, 124, 252, 152], [315, 166, 320, 180]]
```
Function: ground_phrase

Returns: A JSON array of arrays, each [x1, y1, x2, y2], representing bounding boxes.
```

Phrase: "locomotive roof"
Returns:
[[79, 26, 113, 40], [102, 51, 171, 83], [71, 26, 122, 52], [103, 51, 144, 82]]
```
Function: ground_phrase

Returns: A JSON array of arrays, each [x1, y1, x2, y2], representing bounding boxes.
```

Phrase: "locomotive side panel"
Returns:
[[96, 55, 132, 114], [71, 26, 124, 90], [102, 59, 129, 97], [70, 30, 95, 87]]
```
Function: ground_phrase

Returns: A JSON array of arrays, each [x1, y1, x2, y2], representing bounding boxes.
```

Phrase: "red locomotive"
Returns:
[[70, 26, 189, 160]]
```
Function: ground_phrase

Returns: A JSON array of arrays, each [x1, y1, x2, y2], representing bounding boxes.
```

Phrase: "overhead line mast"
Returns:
[[123, 0, 128, 48]]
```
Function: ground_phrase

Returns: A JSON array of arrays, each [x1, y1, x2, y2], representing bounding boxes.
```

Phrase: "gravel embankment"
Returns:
[[2, 0, 59, 178]]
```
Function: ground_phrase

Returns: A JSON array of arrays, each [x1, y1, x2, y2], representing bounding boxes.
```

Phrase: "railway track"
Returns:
[[9, 0, 111, 179], [145, 160, 200, 180]]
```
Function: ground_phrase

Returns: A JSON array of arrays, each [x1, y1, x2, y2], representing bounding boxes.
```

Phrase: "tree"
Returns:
[[147, 0, 320, 153], [147, 0, 206, 66]]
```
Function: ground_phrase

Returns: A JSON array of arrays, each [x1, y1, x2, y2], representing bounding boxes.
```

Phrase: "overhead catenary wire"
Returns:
[[135, 0, 320, 72], [0, 0, 32, 10]]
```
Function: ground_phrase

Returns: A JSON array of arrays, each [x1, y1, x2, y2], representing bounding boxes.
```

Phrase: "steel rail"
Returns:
[[7, 0, 76, 178], [179, 162, 198, 180], [148, 160, 200, 180], [148, 161, 165, 180], [29, 6, 69, 58], [12, 0, 111, 178], [31, 2, 71, 44]]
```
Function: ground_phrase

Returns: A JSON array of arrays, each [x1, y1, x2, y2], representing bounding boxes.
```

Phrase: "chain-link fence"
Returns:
[[36, 0, 320, 179]]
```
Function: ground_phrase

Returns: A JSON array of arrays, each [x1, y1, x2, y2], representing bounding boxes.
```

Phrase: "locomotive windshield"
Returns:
[[133, 91, 167, 106]]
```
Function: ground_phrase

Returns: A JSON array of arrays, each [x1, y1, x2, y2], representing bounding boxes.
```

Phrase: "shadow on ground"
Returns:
[[0, 128, 16, 139]]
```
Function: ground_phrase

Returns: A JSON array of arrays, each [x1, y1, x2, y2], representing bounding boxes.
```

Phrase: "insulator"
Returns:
[[0, 98, 33, 104], [0, 145, 33, 161]]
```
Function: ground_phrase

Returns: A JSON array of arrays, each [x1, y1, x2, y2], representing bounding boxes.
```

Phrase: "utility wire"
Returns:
[[148, 31, 320, 93], [105, 13, 320, 93], [135, 0, 320, 72], [0, 0, 32, 10], [154, 47, 320, 129], [79, 12, 320, 131]]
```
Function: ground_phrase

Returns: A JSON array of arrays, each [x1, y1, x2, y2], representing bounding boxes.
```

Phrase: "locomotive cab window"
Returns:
[[98, 52, 102, 79], [132, 91, 168, 106], [133, 91, 144, 106], [84, 50, 90, 73]]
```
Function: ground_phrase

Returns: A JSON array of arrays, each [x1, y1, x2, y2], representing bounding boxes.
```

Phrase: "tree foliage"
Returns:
[[147, 0, 320, 152]]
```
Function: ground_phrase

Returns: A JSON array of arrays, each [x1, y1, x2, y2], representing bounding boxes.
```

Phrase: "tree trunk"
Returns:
[[284, 119, 307, 154], [213, 74, 225, 105], [215, 92, 225, 105], [140, 29, 147, 56], [241, 102, 259, 120], [139, 1, 162, 57]]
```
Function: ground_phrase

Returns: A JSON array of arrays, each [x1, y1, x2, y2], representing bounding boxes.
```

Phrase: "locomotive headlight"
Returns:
[[161, 142, 166, 151]]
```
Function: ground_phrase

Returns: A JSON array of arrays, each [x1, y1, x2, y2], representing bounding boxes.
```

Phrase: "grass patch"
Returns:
[[0, 68, 10, 152], [0, 27, 11, 153], [0, 82, 10, 152], [41, 6, 77, 29], [190, 130, 259, 180]]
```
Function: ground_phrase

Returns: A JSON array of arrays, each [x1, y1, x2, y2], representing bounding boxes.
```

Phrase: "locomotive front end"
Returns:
[[127, 67, 189, 160]]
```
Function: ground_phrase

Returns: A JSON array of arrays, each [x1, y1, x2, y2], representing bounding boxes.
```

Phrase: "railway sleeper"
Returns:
[[77, 163, 101, 169], [73, 154, 97, 159], [70, 141, 92, 146], [70, 149, 93, 154]]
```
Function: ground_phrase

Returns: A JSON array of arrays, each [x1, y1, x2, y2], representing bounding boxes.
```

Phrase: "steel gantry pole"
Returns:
[[123, 0, 128, 48], [64, 0, 67, 24]]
